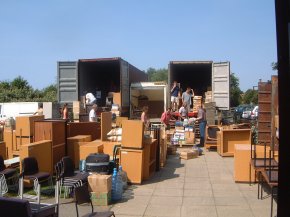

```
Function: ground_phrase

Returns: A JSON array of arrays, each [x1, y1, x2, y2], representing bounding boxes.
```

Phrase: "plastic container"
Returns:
[[79, 160, 86, 172], [118, 166, 128, 190], [112, 168, 122, 201]]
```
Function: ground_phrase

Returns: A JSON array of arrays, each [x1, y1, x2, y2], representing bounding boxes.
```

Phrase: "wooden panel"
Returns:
[[52, 144, 66, 167], [79, 141, 103, 161], [102, 141, 121, 157], [271, 76, 279, 148], [16, 115, 44, 137], [20, 140, 53, 174], [101, 112, 112, 141], [115, 117, 128, 128], [120, 148, 144, 184], [67, 135, 92, 168], [122, 120, 144, 149], [112, 92, 121, 106], [67, 122, 101, 140], [16, 137, 33, 151], [0, 142, 7, 159], [3, 129, 16, 159]]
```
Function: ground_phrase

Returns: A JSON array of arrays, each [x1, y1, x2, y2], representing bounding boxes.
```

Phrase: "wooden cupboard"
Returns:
[[79, 141, 104, 161], [122, 120, 144, 149], [15, 115, 44, 137]]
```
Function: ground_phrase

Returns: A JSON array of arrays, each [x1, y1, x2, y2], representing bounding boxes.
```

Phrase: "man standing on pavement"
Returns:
[[170, 81, 180, 111], [195, 104, 207, 147], [182, 87, 194, 112]]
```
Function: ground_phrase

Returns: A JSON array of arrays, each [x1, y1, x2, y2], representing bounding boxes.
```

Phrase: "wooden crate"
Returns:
[[67, 135, 92, 168], [20, 140, 53, 174], [15, 115, 44, 137], [217, 129, 251, 157]]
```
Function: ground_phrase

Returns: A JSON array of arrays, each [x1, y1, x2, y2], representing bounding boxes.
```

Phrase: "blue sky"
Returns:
[[0, 1, 277, 91]]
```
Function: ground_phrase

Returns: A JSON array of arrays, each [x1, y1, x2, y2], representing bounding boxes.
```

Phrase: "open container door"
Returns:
[[57, 61, 78, 104], [212, 62, 230, 110]]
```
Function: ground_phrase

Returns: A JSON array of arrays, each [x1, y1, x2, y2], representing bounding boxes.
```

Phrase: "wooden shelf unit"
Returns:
[[217, 128, 251, 157]]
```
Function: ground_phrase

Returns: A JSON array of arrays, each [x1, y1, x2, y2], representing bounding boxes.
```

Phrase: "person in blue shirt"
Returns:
[[170, 81, 180, 111]]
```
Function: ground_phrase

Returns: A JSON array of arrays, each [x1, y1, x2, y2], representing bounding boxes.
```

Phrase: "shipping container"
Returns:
[[130, 82, 168, 119], [57, 57, 147, 116], [168, 61, 230, 110]]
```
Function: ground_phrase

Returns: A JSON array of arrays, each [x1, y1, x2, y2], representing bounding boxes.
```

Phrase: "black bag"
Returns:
[[85, 153, 110, 174]]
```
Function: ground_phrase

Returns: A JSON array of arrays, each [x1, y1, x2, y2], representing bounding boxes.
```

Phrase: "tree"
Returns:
[[242, 89, 258, 104], [146, 67, 168, 82], [230, 73, 242, 107], [272, 62, 278, 71]]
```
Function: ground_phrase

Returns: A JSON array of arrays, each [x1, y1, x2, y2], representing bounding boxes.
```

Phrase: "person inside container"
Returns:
[[62, 103, 68, 120], [182, 87, 194, 112], [195, 104, 207, 147], [85, 92, 97, 105], [161, 107, 176, 130], [33, 103, 43, 115], [89, 104, 98, 122], [170, 81, 180, 112], [141, 106, 150, 129], [179, 102, 188, 120]]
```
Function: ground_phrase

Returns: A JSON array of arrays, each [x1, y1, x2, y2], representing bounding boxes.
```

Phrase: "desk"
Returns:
[[4, 157, 20, 168]]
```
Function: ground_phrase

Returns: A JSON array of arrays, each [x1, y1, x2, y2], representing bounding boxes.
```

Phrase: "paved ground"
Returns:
[[44, 150, 277, 217]]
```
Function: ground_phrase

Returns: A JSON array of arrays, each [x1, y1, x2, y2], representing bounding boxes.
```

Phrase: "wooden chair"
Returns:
[[204, 125, 220, 150], [74, 184, 115, 217]]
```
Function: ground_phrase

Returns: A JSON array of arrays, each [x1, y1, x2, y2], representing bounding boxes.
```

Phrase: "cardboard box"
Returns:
[[180, 149, 198, 160], [91, 191, 111, 206], [88, 174, 112, 193]]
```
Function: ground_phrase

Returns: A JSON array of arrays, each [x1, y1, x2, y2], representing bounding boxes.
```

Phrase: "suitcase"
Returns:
[[85, 153, 110, 174]]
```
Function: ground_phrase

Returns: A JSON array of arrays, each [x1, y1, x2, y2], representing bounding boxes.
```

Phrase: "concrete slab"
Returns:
[[181, 205, 218, 217], [144, 204, 181, 217]]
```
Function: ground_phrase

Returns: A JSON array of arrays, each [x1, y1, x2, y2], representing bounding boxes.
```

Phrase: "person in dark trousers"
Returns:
[[195, 104, 207, 147]]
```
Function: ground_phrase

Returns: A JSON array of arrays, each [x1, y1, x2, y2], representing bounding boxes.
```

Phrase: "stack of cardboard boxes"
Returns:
[[193, 96, 202, 112], [88, 174, 112, 205]]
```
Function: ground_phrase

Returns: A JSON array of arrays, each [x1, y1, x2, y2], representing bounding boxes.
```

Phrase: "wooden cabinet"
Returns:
[[67, 122, 101, 140], [101, 112, 112, 141], [217, 129, 251, 157], [16, 115, 44, 137], [34, 120, 66, 166], [20, 140, 53, 174], [67, 135, 92, 167], [234, 144, 270, 182], [120, 139, 157, 184]]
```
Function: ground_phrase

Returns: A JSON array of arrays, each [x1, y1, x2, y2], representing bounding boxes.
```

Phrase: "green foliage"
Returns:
[[0, 76, 57, 102], [272, 62, 278, 71], [230, 73, 242, 107], [146, 67, 168, 82], [242, 89, 258, 104]]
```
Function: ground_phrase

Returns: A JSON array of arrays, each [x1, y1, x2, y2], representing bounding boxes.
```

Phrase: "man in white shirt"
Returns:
[[182, 87, 194, 112], [89, 104, 98, 122]]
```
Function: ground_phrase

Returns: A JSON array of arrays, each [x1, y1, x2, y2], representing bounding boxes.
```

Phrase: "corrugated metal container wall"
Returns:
[[129, 64, 148, 83]]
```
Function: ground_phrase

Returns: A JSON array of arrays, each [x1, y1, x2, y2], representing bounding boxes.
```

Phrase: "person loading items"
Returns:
[[141, 106, 150, 129], [89, 104, 98, 122], [33, 103, 43, 115], [182, 87, 194, 112], [195, 104, 207, 147], [85, 92, 97, 105], [170, 81, 180, 111], [179, 102, 188, 120], [160, 107, 176, 130], [62, 103, 68, 120]]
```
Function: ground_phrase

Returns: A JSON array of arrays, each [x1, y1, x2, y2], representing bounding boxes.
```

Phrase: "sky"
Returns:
[[0, 0, 277, 91]]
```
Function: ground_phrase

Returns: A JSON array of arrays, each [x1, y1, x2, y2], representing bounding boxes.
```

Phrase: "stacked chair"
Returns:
[[19, 157, 53, 204], [0, 155, 18, 195], [55, 156, 89, 198]]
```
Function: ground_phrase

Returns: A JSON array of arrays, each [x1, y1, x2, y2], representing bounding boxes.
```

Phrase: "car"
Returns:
[[250, 106, 258, 119], [234, 104, 253, 120]]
